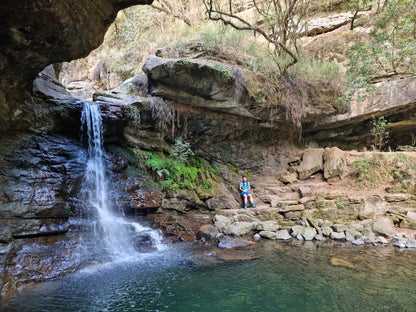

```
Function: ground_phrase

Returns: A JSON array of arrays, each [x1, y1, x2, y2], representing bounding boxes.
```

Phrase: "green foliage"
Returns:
[[208, 61, 232, 81], [340, 42, 377, 106], [348, 0, 373, 29], [133, 140, 219, 192], [143, 153, 219, 192], [169, 137, 194, 164], [335, 200, 345, 210], [226, 163, 239, 178], [289, 56, 341, 84], [226, 163, 238, 172], [350, 152, 416, 192], [370, 115, 390, 151], [350, 157, 382, 186], [342, 0, 416, 106], [246, 172, 254, 180]]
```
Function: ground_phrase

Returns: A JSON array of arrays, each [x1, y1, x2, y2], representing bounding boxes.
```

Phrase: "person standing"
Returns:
[[239, 176, 256, 210]]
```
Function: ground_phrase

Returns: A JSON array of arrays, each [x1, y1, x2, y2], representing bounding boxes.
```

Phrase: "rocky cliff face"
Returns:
[[0, 0, 154, 296], [303, 75, 416, 149], [0, 0, 152, 132], [0, 132, 87, 296]]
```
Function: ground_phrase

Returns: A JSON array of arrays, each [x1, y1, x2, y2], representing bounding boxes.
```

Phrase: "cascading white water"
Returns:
[[81, 101, 163, 260]]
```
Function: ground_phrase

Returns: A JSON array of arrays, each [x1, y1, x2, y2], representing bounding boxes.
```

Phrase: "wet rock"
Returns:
[[253, 233, 261, 240], [323, 147, 346, 180], [118, 177, 162, 215], [376, 236, 389, 244], [276, 230, 292, 240], [12, 220, 70, 239], [406, 239, 416, 248], [213, 215, 231, 233], [297, 148, 324, 180], [321, 226, 333, 237], [218, 236, 256, 249], [373, 217, 395, 237], [332, 224, 348, 232], [197, 225, 218, 242], [392, 237, 408, 248], [256, 221, 280, 232], [291, 225, 305, 237], [362, 227, 377, 243], [307, 217, 320, 231], [161, 198, 188, 213], [352, 239, 364, 246], [345, 229, 363, 242], [259, 231, 277, 239], [330, 257, 354, 269], [330, 232, 346, 240], [2, 235, 83, 297], [303, 227, 317, 241], [314, 234, 326, 241], [227, 222, 256, 236]]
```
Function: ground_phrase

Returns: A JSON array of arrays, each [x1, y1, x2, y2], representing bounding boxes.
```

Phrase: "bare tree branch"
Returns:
[[203, 0, 310, 74]]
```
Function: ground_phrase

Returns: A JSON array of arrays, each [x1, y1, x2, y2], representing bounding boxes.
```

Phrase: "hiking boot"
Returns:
[[251, 203, 256, 208], [244, 204, 247, 210]]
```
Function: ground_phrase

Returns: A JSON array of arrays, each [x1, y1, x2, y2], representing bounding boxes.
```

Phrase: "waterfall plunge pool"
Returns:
[[1, 240, 415, 312]]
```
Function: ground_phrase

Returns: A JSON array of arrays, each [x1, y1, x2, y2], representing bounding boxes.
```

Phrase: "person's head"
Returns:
[[242, 176, 247, 181]]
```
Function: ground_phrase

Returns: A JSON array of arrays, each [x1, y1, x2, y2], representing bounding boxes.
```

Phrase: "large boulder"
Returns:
[[197, 224, 218, 242], [373, 217, 395, 237], [213, 215, 232, 233], [276, 230, 292, 240], [227, 222, 256, 236], [297, 148, 324, 180], [303, 12, 359, 36], [256, 221, 280, 232], [323, 147, 346, 179], [206, 183, 240, 210], [143, 56, 250, 111]]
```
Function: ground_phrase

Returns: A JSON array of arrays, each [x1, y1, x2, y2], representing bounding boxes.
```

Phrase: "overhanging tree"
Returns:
[[203, 0, 310, 74], [343, 0, 416, 105]]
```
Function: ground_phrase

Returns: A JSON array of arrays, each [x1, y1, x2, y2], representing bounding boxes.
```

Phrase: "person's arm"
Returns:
[[239, 182, 242, 192]]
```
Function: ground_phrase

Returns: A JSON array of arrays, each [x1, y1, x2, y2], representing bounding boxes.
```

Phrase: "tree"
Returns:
[[348, 0, 373, 30], [150, 0, 203, 26], [342, 0, 416, 106], [203, 0, 310, 74], [370, 115, 390, 150]]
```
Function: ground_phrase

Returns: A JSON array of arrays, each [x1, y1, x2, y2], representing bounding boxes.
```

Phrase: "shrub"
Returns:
[[350, 157, 382, 186], [370, 115, 390, 151], [289, 56, 341, 84]]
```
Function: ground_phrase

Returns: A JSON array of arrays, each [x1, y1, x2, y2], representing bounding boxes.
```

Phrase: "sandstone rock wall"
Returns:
[[0, 0, 152, 133]]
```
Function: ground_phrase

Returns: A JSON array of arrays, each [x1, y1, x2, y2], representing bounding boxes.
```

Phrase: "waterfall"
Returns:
[[81, 101, 163, 260]]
